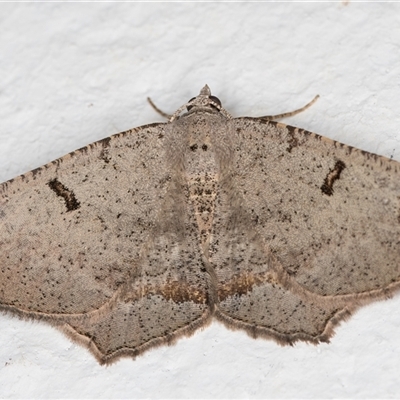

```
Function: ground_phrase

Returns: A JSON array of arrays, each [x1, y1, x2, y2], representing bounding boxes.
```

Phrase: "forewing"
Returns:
[[212, 117, 400, 342], [0, 124, 173, 315], [0, 121, 212, 362], [231, 118, 400, 297]]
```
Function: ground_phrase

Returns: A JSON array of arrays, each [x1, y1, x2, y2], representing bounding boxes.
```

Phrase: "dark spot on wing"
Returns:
[[47, 178, 80, 211], [321, 160, 346, 196]]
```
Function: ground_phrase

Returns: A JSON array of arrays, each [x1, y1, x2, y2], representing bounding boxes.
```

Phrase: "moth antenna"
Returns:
[[147, 97, 173, 120], [258, 94, 320, 120]]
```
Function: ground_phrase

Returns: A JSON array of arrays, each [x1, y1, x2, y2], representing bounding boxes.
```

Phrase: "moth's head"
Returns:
[[167, 85, 231, 122], [186, 85, 222, 113]]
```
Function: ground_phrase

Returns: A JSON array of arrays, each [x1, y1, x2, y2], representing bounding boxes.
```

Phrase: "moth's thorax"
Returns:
[[182, 112, 223, 251]]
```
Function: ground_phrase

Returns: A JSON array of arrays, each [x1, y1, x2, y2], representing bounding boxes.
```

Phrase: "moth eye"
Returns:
[[186, 96, 222, 112], [187, 97, 196, 111], [209, 95, 222, 108]]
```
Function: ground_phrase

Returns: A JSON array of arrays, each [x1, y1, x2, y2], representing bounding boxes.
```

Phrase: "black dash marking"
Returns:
[[48, 178, 80, 211], [321, 160, 346, 196]]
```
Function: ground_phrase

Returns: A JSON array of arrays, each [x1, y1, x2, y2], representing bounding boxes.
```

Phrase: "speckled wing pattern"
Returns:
[[0, 86, 399, 364]]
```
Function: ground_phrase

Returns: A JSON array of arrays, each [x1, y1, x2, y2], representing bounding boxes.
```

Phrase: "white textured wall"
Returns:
[[1, 3, 400, 398]]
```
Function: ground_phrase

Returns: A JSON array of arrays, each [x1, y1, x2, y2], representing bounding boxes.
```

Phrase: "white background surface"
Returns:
[[1, 3, 400, 399]]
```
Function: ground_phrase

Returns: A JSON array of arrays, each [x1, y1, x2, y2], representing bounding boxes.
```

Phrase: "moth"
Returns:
[[0, 85, 399, 364]]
